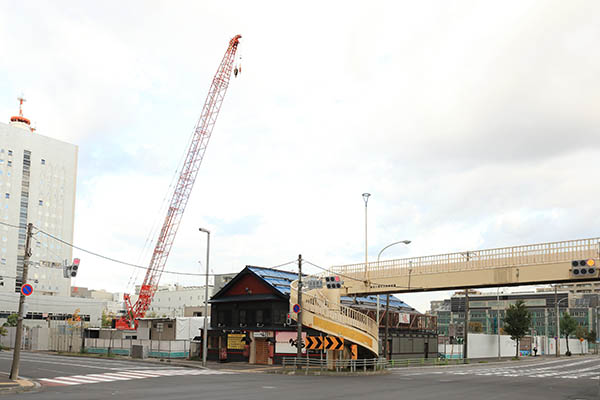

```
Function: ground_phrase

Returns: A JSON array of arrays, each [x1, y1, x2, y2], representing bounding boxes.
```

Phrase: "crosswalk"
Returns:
[[391, 358, 600, 381], [39, 368, 234, 387]]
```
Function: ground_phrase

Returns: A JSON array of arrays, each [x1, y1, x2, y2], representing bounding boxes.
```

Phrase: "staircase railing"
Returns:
[[290, 280, 378, 339]]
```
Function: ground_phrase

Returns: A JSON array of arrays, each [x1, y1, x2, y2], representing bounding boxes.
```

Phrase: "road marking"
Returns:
[[39, 368, 235, 387]]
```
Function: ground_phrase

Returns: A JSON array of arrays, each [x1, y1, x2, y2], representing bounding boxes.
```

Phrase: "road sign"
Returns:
[[292, 304, 300, 313], [305, 336, 323, 350], [324, 336, 344, 350], [351, 344, 358, 360], [21, 284, 33, 296]]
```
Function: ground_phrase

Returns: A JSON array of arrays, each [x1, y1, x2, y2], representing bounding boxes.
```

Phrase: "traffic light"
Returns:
[[325, 276, 343, 289], [71, 258, 80, 277], [570, 259, 597, 278]]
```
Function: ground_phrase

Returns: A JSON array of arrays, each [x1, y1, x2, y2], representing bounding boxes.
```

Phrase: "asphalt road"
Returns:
[[0, 352, 598, 400]]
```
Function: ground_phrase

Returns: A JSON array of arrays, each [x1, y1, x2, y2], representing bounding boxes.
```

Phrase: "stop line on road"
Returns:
[[39, 368, 235, 387]]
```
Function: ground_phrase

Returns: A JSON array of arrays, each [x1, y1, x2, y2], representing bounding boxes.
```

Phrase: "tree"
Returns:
[[560, 312, 577, 356], [587, 329, 597, 354], [101, 310, 115, 328], [503, 300, 532, 358], [575, 325, 588, 355], [4, 313, 18, 327]]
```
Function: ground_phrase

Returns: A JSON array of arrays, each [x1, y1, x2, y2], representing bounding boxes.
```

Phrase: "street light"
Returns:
[[377, 240, 411, 358], [199, 227, 210, 367], [555, 293, 569, 357], [362, 193, 371, 281]]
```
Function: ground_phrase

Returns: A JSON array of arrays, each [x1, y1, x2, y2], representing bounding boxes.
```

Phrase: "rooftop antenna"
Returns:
[[17, 96, 26, 117]]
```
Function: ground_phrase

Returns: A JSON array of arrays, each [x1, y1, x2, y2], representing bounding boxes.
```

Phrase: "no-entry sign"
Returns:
[[21, 284, 33, 296]]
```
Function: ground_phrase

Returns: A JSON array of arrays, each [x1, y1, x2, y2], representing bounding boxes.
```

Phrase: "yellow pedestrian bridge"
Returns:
[[291, 237, 600, 356]]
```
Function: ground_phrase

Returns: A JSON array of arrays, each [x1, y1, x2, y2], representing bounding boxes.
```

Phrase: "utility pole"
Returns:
[[296, 254, 303, 360], [384, 294, 390, 359], [199, 228, 210, 367], [10, 223, 33, 380], [555, 285, 560, 357], [464, 290, 469, 361], [497, 287, 501, 360]]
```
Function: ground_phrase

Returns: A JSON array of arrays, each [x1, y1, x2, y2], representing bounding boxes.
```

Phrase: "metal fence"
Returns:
[[281, 356, 465, 372], [282, 357, 387, 372]]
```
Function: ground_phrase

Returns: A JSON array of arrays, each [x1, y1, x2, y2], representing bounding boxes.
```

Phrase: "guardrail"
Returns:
[[281, 357, 465, 372], [387, 357, 465, 367], [282, 357, 387, 372]]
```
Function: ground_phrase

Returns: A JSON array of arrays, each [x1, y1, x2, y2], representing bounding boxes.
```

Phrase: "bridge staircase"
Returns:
[[290, 280, 379, 356]]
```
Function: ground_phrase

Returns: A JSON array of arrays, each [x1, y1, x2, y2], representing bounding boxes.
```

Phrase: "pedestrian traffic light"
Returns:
[[325, 276, 343, 289], [63, 262, 70, 278], [570, 259, 597, 278], [70, 258, 80, 278], [305, 278, 323, 290]]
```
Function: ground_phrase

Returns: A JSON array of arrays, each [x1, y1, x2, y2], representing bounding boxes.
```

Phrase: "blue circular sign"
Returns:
[[292, 304, 300, 313], [21, 284, 33, 296]]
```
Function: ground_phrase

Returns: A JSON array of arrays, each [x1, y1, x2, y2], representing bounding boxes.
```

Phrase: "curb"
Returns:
[[0, 378, 41, 395]]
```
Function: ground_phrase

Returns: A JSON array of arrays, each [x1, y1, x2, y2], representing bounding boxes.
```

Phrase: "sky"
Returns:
[[1, 1, 599, 312]]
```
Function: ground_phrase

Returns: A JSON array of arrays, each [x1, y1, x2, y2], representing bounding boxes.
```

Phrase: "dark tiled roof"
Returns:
[[247, 266, 415, 311]]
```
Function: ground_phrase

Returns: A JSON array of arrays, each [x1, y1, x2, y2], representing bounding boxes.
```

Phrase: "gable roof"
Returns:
[[211, 265, 416, 312]]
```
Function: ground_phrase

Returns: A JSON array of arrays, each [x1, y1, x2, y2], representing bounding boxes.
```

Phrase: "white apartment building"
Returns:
[[0, 101, 77, 297], [131, 284, 214, 318]]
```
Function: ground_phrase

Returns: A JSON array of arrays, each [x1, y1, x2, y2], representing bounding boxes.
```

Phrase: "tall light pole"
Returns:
[[377, 240, 411, 358], [555, 291, 569, 357], [199, 228, 210, 367], [362, 193, 371, 282]]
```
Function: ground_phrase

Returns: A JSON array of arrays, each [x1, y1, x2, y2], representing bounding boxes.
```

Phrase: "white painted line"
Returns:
[[50, 376, 102, 384], [39, 378, 81, 386], [70, 375, 115, 382], [103, 372, 148, 379]]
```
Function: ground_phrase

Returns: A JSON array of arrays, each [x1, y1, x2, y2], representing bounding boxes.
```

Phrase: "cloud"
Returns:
[[1, 1, 599, 312]]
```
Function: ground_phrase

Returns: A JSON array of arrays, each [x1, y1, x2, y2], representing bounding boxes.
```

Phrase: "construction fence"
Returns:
[[0, 326, 191, 358], [84, 338, 191, 358]]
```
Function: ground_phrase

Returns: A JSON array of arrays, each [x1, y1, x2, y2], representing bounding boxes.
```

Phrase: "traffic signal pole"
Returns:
[[10, 223, 33, 380]]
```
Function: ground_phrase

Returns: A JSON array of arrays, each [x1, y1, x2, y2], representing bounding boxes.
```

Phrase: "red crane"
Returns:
[[116, 34, 242, 330]]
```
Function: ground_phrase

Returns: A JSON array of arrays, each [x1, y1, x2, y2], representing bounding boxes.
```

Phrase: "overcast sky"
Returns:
[[1, 1, 599, 312]]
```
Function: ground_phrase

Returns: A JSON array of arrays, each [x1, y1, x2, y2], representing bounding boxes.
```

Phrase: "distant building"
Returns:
[[130, 284, 214, 318], [430, 289, 597, 338], [0, 99, 77, 296]]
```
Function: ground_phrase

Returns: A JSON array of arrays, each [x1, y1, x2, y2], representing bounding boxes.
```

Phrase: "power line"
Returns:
[[0, 221, 21, 229], [34, 226, 299, 278]]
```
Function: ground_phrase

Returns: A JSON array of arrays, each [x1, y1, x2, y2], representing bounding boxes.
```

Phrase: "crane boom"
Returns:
[[116, 35, 242, 330]]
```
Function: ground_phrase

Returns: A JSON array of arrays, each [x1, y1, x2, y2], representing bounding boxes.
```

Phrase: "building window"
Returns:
[[0, 258, 5, 265], [7, 150, 12, 156], [38, 200, 43, 206], [4, 193, 8, 199], [7, 161, 11, 167], [41, 159, 45, 165]]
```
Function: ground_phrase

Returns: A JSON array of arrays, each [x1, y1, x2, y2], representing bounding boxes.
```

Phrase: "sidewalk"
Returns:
[[0, 372, 37, 394]]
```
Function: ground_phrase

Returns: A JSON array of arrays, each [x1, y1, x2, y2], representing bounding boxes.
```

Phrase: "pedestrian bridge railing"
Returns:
[[333, 237, 600, 281]]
